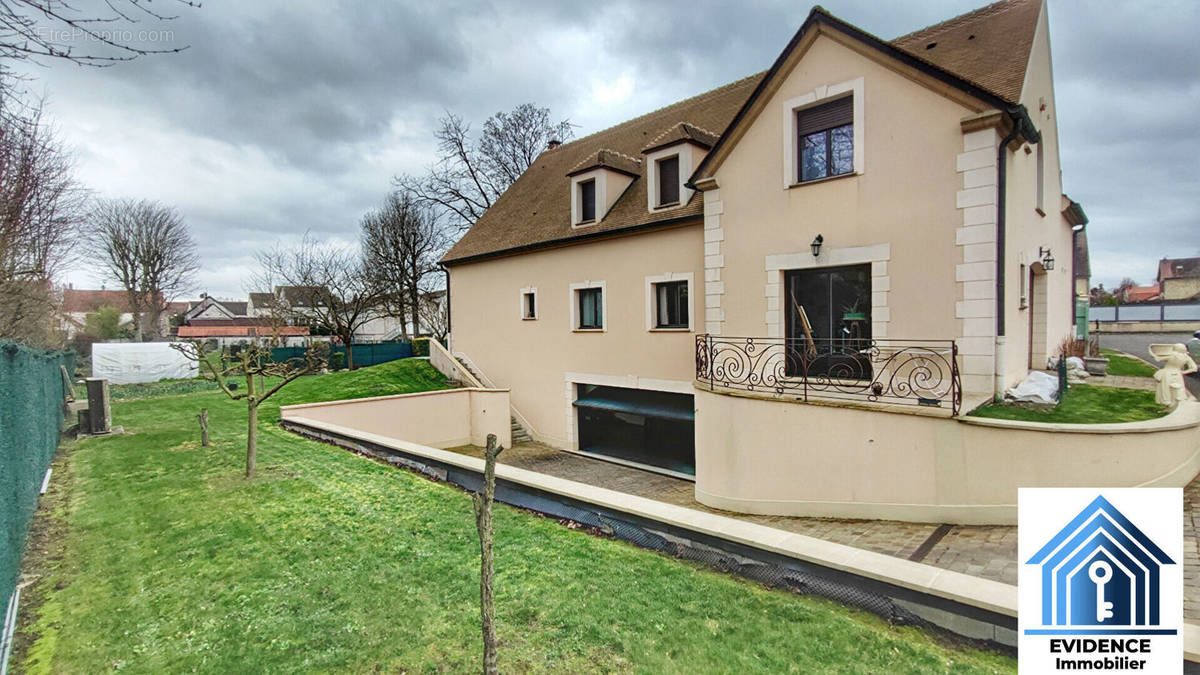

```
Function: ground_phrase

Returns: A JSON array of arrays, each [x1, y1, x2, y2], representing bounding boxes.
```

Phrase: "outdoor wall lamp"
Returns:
[[1039, 246, 1055, 271], [811, 234, 824, 258]]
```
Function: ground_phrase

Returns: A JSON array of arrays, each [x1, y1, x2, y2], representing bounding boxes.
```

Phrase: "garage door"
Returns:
[[573, 384, 695, 477]]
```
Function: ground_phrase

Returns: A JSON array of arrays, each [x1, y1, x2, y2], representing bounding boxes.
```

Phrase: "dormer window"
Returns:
[[656, 155, 680, 206], [579, 179, 596, 222], [642, 122, 715, 212], [567, 150, 639, 227]]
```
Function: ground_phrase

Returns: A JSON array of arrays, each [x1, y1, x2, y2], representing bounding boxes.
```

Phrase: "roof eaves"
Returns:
[[442, 213, 700, 267]]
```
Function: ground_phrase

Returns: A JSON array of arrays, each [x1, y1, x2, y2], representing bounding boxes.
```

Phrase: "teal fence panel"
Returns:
[[269, 341, 413, 369], [0, 341, 74, 615]]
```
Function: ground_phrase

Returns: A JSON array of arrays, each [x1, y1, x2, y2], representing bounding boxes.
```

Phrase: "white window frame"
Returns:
[[644, 272, 694, 332], [569, 280, 607, 332], [519, 286, 538, 320], [645, 144, 700, 212], [781, 77, 864, 189], [571, 175, 600, 227]]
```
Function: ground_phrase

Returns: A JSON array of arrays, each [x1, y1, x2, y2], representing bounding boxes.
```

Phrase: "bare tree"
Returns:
[[472, 433, 503, 675], [0, 89, 86, 347], [360, 191, 447, 337], [1, 0, 197, 67], [255, 234, 386, 369], [395, 103, 573, 232], [173, 341, 328, 477], [89, 198, 198, 340]]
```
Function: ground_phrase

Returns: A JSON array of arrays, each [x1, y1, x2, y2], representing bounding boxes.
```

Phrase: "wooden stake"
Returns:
[[197, 408, 209, 446], [472, 433, 503, 675]]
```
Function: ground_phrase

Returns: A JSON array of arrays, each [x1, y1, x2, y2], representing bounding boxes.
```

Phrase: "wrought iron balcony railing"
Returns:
[[695, 334, 961, 415]]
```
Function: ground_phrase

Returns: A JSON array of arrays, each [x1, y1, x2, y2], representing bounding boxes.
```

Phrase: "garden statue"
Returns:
[[1148, 343, 1198, 408]]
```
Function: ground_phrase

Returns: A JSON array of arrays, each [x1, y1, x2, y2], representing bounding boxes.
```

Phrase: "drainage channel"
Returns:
[[282, 420, 1017, 653]]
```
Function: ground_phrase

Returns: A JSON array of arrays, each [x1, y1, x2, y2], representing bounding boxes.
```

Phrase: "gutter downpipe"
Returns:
[[994, 105, 1040, 400], [441, 264, 451, 351]]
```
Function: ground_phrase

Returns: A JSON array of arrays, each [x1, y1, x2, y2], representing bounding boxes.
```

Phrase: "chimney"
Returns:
[[546, 139, 562, 150]]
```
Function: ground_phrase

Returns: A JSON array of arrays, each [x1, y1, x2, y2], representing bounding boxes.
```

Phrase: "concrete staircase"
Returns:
[[457, 356, 533, 445]]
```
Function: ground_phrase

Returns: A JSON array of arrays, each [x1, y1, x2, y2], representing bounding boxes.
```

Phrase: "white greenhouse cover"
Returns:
[[92, 342, 198, 384]]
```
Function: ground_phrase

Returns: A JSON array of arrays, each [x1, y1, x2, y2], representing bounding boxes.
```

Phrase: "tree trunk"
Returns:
[[410, 264, 422, 337], [246, 374, 258, 478], [472, 434, 502, 675], [343, 333, 355, 369], [198, 408, 209, 446]]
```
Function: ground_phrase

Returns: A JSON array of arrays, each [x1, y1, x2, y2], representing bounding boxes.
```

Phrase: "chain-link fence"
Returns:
[[0, 341, 74, 615]]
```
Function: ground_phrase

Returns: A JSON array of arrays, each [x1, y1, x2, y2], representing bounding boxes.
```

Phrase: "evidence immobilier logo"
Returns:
[[1019, 488, 1182, 673]]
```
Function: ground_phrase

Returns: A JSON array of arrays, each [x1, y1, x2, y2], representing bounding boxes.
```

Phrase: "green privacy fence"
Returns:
[[0, 341, 74, 616], [269, 341, 413, 369]]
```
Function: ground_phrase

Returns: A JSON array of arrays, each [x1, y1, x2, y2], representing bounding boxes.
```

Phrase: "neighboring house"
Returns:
[[1121, 284, 1161, 304], [183, 291, 315, 347], [439, 1, 1082, 519], [184, 295, 249, 322], [59, 288, 184, 339], [177, 322, 312, 347], [249, 284, 446, 342], [1157, 256, 1200, 301]]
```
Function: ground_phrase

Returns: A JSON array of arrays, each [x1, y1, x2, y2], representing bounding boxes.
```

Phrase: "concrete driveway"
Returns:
[[1095, 330, 1200, 398]]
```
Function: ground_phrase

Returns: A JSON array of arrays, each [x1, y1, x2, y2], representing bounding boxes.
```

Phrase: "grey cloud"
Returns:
[[11, 0, 1199, 296]]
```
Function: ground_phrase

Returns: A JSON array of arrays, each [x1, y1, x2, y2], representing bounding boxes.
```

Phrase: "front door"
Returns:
[[784, 264, 872, 378]]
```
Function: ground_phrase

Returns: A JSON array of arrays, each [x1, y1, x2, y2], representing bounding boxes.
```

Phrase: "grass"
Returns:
[[1099, 349, 1159, 378], [968, 383, 1168, 424], [16, 360, 1014, 673]]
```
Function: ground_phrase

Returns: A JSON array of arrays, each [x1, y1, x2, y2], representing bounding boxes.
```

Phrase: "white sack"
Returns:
[[92, 342, 198, 384], [1006, 370, 1060, 404]]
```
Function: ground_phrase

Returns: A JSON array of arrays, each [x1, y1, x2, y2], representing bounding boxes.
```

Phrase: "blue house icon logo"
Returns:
[[1024, 495, 1176, 635]]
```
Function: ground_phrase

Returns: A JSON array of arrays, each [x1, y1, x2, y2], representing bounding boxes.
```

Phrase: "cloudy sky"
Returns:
[[14, 0, 1199, 299]]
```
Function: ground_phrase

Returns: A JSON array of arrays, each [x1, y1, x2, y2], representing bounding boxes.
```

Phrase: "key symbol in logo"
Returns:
[[1088, 560, 1114, 623]]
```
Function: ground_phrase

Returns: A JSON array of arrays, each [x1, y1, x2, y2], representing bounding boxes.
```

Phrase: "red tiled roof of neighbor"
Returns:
[[1124, 284, 1161, 303], [61, 289, 134, 313], [176, 325, 310, 338], [440, 0, 1044, 265]]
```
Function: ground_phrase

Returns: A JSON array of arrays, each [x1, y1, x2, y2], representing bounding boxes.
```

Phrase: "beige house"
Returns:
[[440, 0, 1087, 522], [1158, 257, 1200, 301]]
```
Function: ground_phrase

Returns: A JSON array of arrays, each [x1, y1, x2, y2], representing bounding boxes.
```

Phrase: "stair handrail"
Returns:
[[427, 338, 485, 388]]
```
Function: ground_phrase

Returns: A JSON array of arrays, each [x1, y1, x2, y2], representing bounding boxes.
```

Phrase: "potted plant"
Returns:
[[841, 298, 867, 322]]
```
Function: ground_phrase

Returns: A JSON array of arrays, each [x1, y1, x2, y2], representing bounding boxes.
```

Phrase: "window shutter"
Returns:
[[796, 96, 853, 136]]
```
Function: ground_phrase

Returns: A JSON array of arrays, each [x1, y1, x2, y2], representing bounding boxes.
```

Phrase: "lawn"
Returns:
[[968, 383, 1168, 424], [1099, 348, 1159, 378], [16, 359, 1014, 673]]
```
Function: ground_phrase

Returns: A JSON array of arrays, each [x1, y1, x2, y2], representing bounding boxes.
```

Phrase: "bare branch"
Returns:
[[394, 103, 573, 233]]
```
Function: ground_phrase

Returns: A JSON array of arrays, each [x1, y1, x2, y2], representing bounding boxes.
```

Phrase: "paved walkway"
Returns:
[[449, 442, 1200, 620], [1088, 374, 1157, 391]]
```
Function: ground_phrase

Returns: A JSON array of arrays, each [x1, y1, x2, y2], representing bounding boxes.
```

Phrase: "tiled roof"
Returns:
[[890, 0, 1041, 104], [441, 1, 1042, 265], [1159, 257, 1200, 281], [1073, 230, 1090, 278], [567, 149, 643, 177], [642, 122, 721, 154], [441, 72, 764, 264], [248, 292, 274, 306], [177, 325, 310, 338], [61, 289, 134, 314]]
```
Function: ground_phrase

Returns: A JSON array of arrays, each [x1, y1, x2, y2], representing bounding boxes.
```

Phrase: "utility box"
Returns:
[[85, 378, 111, 434]]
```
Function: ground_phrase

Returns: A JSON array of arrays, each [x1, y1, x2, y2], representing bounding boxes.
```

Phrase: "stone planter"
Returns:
[[1083, 357, 1109, 376]]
